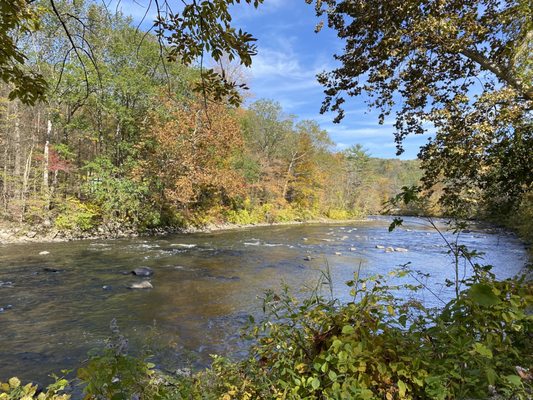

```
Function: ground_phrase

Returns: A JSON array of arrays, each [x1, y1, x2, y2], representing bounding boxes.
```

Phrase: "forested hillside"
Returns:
[[0, 1, 422, 236]]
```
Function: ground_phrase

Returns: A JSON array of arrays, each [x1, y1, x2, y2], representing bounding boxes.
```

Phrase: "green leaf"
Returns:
[[328, 370, 337, 381], [472, 343, 493, 358], [505, 375, 522, 387], [398, 379, 407, 397], [486, 368, 497, 385], [311, 377, 320, 390], [468, 283, 501, 306], [341, 325, 355, 334]]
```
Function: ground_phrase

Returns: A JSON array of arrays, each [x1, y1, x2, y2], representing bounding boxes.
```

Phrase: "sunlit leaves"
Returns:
[[139, 98, 245, 210], [310, 0, 532, 218], [155, 0, 264, 106], [0, 0, 47, 104]]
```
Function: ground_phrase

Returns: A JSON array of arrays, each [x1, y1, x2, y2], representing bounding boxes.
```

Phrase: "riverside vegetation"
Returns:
[[1, 0, 532, 399]]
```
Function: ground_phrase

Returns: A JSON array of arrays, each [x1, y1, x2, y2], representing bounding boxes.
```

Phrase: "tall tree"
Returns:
[[311, 0, 532, 216]]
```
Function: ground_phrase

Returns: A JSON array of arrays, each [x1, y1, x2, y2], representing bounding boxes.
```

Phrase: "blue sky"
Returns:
[[118, 0, 432, 159]]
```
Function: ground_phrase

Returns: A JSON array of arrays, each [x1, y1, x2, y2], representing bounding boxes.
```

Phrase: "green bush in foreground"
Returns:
[[3, 267, 532, 399]]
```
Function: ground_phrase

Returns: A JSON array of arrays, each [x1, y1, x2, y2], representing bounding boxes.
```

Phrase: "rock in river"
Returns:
[[375, 245, 385, 249], [131, 267, 154, 277], [39, 251, 50, 255], [43, 267, 60, 273], [128, 281, 153, 290], [395, 247, 409, 252]]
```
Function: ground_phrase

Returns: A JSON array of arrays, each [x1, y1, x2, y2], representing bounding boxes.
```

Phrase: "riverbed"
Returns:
[[0, 217, 527, 384]]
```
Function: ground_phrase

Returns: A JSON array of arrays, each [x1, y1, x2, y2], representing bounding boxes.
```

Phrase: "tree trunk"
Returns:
[[43, 120, 51, 194], [20, 145, 33, 222]]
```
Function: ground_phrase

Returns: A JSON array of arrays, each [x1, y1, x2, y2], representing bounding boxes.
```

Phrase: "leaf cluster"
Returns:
[[0, 0, 47, 104], [156, 0, 264, 105]]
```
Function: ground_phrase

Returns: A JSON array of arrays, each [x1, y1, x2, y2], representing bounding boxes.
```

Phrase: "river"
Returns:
[[0, 217, 528, 385]]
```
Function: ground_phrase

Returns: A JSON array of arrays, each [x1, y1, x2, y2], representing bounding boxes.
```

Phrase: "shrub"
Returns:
[[206, 268, 533, 399], [54, 197, 99, 232], [0, 377, 70, 400]]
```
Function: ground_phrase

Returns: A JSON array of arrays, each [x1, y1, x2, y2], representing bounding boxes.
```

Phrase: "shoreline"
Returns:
[[0, 217, 370, 245]]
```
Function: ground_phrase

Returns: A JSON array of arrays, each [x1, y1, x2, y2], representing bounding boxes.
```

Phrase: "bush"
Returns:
[[54, 197, 99, 232], [203, 268, 533, 399], [0, 377, 70, 400]]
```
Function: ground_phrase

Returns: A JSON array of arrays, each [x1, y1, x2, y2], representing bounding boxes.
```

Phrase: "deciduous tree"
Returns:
[[311, 0, 532, 216]]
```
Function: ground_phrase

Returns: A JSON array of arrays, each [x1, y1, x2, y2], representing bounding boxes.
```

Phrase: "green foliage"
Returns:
[[83, 158, 160, 230], [77, 352, 156, 400], [156, 0, 264, 106], [77, 319, 171, 400], [508, 191, 533, 246], [326, 208, 350, 220], [0, 376, 70, 400], [204, 268, 532, 400], [0, 0, 46, 104], [54, 197, 99, 232], [311, 0, 532, 221]]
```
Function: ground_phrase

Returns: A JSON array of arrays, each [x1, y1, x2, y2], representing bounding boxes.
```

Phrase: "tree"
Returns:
[[0, 0, 47, 104], [311, 0, 532, 216], [139, 99, 245, 213], [2, 0, 264, 106]]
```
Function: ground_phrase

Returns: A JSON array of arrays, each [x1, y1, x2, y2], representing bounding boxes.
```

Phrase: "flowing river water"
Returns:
[[0, 217, 528, 385]]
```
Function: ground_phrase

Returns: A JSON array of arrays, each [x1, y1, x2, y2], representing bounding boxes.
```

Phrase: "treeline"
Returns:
[[0, 1, 421, 235]]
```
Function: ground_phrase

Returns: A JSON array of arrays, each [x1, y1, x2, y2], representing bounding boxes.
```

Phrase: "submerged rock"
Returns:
[[131, 267, 154, 277], [128, 281, 153, 289], [102, 285, 112, 290], [43, 267, 60, 273], [206, 274, 240, 282], [303, 255, 312, 261]]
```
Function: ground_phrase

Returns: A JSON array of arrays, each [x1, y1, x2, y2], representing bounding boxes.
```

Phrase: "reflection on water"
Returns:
[[0, 217, 527, 384]]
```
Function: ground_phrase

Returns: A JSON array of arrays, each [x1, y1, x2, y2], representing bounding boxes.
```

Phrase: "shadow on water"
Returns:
[[0, 217, 528, 384]]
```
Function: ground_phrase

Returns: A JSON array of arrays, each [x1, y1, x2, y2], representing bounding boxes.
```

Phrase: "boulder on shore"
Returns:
[[128, 281, 153, 289]]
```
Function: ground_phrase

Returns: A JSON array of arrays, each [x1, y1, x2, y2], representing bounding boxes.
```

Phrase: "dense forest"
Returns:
[[0, 1, 422, 237]]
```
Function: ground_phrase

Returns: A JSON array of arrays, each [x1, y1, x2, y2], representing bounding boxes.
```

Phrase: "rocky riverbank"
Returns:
[[0, 218, 366, 245]]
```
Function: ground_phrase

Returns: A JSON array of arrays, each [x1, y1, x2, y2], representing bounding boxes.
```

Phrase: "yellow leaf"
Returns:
[[8, 378, 20, 389]]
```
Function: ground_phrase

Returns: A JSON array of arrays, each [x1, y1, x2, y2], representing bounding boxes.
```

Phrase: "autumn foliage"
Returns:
[[138, 99, 245, 212]]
